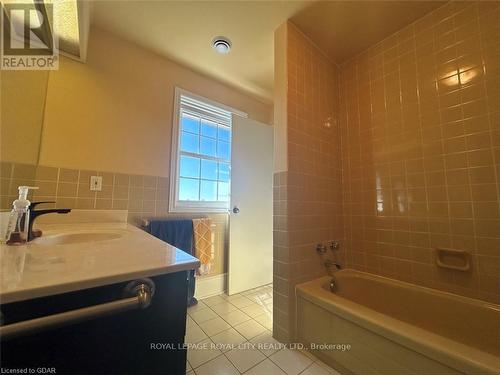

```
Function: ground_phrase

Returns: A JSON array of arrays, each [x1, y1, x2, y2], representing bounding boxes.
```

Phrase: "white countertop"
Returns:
[[0, 219, 200, 304]]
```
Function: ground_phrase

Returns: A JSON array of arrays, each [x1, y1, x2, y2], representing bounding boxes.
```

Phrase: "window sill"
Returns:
[[168, 205, 229, 214]]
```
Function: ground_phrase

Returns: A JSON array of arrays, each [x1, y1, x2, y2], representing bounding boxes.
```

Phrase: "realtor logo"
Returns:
[[1, 2, 58, 70]]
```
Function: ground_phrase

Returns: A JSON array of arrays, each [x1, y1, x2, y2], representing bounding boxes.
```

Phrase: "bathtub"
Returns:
[[296, 270, 500, 375]]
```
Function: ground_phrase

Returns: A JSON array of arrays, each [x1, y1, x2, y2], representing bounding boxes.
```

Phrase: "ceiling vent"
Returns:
[[212, 37, 231, 54]]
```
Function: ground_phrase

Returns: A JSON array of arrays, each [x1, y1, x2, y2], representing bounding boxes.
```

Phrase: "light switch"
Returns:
[[90, 176, 103, 191]]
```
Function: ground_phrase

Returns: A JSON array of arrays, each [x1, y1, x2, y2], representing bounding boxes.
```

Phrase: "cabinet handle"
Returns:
[[0, 279, 154, 341]]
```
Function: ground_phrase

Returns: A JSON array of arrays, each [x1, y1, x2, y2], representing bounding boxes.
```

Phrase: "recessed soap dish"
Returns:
[[435, 248, 471, 271]]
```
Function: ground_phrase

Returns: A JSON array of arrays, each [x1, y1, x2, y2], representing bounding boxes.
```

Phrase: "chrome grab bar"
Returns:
[[0, 279, 155, 341]]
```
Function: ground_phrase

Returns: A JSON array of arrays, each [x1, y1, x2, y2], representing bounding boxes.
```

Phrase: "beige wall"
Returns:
[[340, 1, 500, 303], [273, 22, 343, 342], [0, 70, 48, 165], [39, 27, 273, 176], [1, 27, 272, 278]]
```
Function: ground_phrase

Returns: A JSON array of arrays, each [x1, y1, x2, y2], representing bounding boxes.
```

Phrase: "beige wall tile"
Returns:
[[59, 168, 79, 183], [340, 0, 500, 304], [35, 166, 58, 181]]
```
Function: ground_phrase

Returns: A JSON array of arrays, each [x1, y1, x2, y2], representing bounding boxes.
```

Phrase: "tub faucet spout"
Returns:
[[329, 277, 337, 293], [324, 259, 342, 270]]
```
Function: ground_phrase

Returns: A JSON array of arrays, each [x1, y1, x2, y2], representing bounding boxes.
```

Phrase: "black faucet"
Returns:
[[27, 201, 71, 241]]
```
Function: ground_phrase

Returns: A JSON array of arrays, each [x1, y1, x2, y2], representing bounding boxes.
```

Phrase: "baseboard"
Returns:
[[195, 273, 227, 299]]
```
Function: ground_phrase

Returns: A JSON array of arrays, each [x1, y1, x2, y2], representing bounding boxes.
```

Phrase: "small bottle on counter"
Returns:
[[4, 186, 38, 245]]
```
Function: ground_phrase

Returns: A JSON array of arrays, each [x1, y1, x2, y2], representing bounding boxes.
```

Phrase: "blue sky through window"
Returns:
[[178, 108, 231, 203]]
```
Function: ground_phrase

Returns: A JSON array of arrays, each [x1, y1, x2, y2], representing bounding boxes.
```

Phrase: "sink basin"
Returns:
[[34, 231, 125, 246]]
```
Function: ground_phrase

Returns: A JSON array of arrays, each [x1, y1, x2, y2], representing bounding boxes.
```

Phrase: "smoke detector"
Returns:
[[212, 37, 231, 54]]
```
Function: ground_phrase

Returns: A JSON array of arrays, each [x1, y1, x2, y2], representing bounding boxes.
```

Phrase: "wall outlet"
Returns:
[[90, 176, 103, 191]]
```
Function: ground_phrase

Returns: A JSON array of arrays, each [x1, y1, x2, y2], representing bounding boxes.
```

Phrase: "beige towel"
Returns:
[[192, 218, 213, 275]]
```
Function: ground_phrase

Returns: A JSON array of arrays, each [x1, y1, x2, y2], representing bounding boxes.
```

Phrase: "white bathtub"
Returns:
[[296, 270, 500, 375]]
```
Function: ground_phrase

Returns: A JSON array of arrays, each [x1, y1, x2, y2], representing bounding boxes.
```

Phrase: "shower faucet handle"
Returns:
[[330, 241, 340, 251], [316, 244, 327, 254]]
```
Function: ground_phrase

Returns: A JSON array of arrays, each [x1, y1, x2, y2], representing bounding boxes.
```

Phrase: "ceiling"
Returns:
[[291, 1, 445, 64], [91, 1, 310, 103], [91, 1, 445, 104]]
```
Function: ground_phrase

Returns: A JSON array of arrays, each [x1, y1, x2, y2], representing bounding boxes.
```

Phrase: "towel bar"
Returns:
[[141, 218, 216, 228], [0, 280, 154, 341]]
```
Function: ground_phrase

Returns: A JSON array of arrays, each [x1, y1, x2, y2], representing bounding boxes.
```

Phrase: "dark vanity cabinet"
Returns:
[[1, 271, 189, 375]]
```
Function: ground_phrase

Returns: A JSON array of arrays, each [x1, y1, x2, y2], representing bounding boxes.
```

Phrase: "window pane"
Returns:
[[218, 181, 229, 202], [200, 136, 217, 157], [218, 125, 231, 142], [201, 159, 217, 180], [201, 120, 217, 138], [201, 180, 217, 201], [217, 141, 231, 160], [179, 178, 199, 201], [180, 156, 200, 178], [181, 114, 199, 134], [181, 132, 199, 153], [218, 163, 230, 182]]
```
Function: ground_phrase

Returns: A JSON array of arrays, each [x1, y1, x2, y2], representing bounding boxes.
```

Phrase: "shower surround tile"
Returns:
[[340, 1, 500, 303], [273, 22, 343, 342], [273, 1, 500, 343]]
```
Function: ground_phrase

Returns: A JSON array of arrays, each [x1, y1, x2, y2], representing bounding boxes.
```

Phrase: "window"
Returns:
[[170, 88, 243, 212]]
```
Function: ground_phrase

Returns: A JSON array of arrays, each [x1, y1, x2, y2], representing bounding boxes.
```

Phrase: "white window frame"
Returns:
[[169, 87, 247, 213]]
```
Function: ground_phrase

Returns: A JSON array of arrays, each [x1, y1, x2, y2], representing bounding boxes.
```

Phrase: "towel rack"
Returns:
[[141, 218, 216, 228], [0, 280, 154, 341]]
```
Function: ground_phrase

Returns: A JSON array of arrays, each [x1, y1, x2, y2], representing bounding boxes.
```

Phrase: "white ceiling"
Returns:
[[91, 1, 310, 103], [91, 1, 444, 103]]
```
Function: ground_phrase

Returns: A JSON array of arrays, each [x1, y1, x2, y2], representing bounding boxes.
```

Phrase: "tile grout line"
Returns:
[[187, 287, 274, 371]]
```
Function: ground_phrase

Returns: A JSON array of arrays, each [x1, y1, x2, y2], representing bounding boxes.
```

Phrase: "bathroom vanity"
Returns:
[[0, 211, 200, 375]]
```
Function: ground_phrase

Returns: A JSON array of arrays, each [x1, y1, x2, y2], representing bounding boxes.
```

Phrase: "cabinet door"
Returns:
[[1, 271, 189, 375]]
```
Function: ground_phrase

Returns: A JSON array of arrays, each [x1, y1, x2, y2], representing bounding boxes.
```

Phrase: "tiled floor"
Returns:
[[186, 284, 341, 375]]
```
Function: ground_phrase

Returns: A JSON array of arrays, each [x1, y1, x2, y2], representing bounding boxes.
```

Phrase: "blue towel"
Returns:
[[147, 219, 194, 254]]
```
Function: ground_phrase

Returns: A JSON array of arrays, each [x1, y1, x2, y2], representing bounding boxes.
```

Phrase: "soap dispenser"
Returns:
[[4, 186, 38, 245]]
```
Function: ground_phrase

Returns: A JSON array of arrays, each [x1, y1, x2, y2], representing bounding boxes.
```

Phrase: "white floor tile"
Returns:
[[246, 294, 272, 304], [202, 295, 227, 307], [190, 308, 218, 324], [269, 349, 313, 375], [233, 320, 268, 340], [187, 339, 222, 369], [298, 349, 317, 362], [242, 288, 258, 296], [241, 303, 269, 318], [187, 301, 209, 314], [199, 317, 232, 337], [229, 296, 256, 309], [253, 313, 273, 330], [186, 316, 196, 328], [219, 310, 251, 326], [186, 323, 208, 344], [186, 360, 192, 373], [244, 359, 286, 375], [210, 328, 247, 352], [225, 345, 266, 372], [250, 331, 283, 357], [254, 296, 273, 307], [193, 354, 239, 375], [221, 293, 244, 301], [211, 301, 238, 316]]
